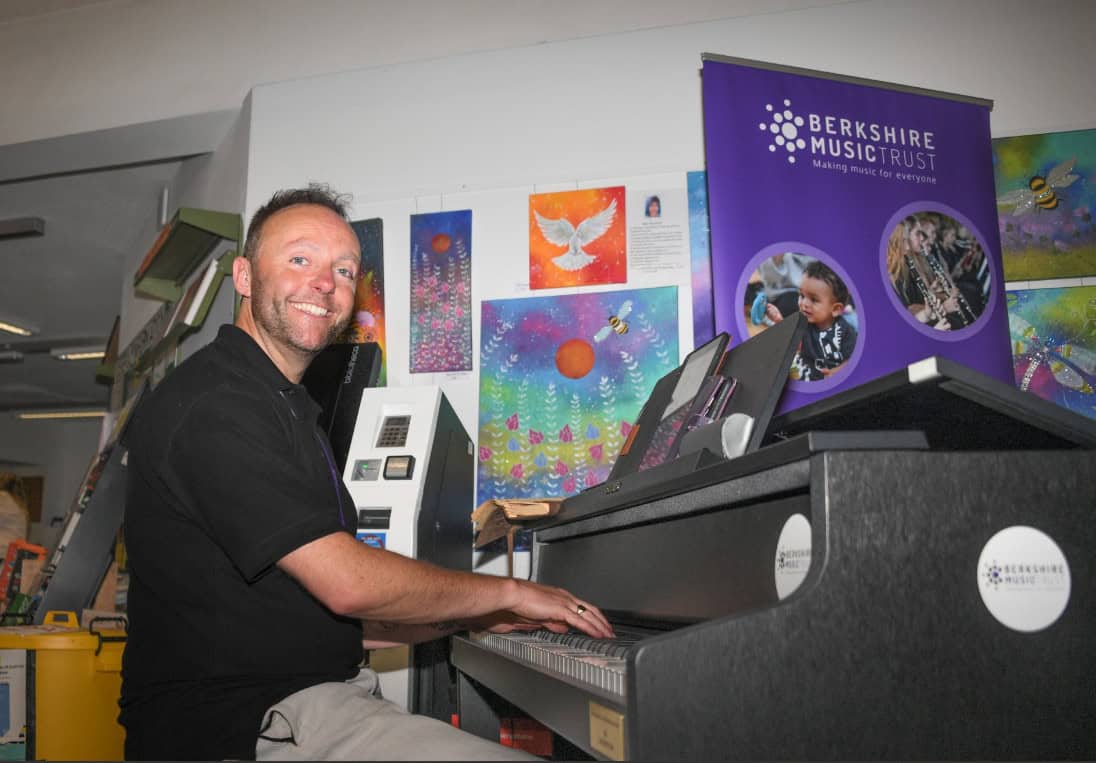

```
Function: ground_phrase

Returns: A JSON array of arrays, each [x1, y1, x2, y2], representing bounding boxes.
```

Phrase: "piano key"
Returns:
[[471, 629, 637, 698]]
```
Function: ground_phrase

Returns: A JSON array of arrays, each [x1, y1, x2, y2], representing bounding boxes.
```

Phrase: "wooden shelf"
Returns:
[[133, 208, 241, 301]]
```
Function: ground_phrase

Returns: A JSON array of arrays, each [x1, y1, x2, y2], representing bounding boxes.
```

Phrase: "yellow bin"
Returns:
[[0, 611, 125, 761]]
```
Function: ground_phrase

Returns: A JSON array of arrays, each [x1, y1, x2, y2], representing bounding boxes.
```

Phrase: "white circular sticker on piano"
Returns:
[[977, 526, 1070, 633], [775, 513, 811, 600]]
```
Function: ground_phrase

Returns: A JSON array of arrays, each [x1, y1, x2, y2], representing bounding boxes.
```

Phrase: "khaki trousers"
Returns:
[[255, 668, 539, 761]]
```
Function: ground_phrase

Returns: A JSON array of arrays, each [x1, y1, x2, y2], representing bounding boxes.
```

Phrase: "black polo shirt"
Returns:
[[120, 324, 363, 761]]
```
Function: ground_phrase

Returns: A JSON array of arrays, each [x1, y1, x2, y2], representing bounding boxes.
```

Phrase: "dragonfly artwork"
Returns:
[[1006, 288, 1096, 421]]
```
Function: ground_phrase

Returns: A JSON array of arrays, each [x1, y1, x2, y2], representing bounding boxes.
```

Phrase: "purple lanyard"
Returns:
[[313, 430, 348, 529]]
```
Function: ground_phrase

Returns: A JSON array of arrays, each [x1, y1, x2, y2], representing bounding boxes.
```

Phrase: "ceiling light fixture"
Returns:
[[50, 346, 106, 361], [0, 217, 45, 241], [15, 409, 107, 421], [0, 350, 24, 364], [0, 319, 36, 337]]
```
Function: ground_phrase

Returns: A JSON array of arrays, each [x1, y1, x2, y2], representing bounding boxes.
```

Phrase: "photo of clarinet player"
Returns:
[[886, 213, 985, 331], [887, 216, 961, 330], [936, 215, 988, 318], [765, 259, 858, 381], [119, 185, 613, 761]]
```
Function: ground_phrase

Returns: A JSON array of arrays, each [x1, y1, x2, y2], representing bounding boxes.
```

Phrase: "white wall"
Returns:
[[246, 0, 1096, 437], [0, 0, 807, 147], [4, 0, 1091, 152], [248, 0, 1096, 202]]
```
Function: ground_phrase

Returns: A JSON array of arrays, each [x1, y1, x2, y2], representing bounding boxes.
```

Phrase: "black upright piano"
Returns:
[[451, 357, 1096, 760]]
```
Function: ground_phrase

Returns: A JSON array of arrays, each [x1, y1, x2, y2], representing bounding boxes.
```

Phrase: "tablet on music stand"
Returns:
[[607, 313, 805, 482], [607, 332, 729, 481]]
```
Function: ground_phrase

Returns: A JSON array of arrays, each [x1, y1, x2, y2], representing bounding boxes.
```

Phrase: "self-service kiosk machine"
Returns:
[[340, 385, 474, 719]]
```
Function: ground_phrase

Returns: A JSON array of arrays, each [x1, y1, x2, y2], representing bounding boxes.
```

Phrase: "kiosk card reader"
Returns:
[[340, 385, 473, 719]]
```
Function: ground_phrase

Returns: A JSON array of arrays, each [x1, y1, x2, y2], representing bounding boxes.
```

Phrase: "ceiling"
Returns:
[[0, 0, 117, 25], [0, 160, 183, 413]]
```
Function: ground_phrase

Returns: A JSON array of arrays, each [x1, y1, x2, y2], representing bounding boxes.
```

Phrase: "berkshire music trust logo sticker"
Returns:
[[775, 513, 812, 600], [977, 525, 1071, 633]]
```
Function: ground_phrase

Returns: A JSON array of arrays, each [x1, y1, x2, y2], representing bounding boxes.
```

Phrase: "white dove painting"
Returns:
[[535, 199, 616, 271], [529, 186, 627, 289]]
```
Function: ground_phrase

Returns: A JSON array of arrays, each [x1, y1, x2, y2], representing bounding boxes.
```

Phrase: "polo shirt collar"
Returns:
[[214, 324, 321, 423]]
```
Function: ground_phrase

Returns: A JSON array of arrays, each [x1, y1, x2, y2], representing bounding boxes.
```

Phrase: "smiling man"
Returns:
[[119, 186, 611, 761], [234, 200, 361, 377]]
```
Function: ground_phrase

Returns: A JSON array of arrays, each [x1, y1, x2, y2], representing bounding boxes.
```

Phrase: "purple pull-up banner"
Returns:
[[701, 55, 1011, 414]]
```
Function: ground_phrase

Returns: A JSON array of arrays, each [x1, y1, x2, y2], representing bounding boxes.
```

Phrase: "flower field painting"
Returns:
[[477, 286, 679, 502]]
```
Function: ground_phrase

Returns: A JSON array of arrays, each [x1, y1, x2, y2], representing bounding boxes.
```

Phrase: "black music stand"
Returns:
[[560, 314, 805, 524], [606, 331, 729, 482], [673, 311, 805, 460]]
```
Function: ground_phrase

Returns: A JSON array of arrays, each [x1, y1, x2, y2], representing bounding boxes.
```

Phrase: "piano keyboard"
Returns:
[[469, 628, 646, 698]]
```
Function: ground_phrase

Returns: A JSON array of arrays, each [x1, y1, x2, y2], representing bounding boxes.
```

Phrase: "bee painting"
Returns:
[[594, 300, 633, 342], [997, 157, 1080, 217]]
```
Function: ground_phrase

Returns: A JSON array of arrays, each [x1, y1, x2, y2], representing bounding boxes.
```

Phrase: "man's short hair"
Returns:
[[803, 259, 850, 305], [242, 184, 353, 261]]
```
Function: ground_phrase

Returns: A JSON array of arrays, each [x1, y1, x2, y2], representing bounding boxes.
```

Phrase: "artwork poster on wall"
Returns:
[[529, 186, 627, 289], [687, 170, 715, 346], [626, 185, 689, 279], [477, 286, 679, 503], [993, 127, 1096, 282], [1006, 285, 1096, 421], [409, 210, 473, 374], [702, 54, 1013, 415], [336, 218, 388, 385]]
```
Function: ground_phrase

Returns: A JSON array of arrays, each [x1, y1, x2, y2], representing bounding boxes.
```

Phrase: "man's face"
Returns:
[[242, 204, 359, 359]]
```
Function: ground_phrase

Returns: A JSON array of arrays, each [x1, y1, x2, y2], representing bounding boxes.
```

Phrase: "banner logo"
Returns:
[[759, 99, 807, 164], [757, 96, 938, 184]]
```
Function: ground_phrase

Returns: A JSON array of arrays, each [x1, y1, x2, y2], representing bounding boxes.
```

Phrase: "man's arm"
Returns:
[[362, 609, 549, 649], [278, 532, 614, 640], [361, 620, 468, 649], [363, 609, 543, 644]]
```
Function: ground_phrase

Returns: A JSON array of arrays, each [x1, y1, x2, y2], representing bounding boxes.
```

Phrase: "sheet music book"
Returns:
[[158, 256, 226, 347], [181, 256, 224, 327]]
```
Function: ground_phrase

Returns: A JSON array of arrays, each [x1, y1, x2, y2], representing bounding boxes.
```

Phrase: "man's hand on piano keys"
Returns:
[[280, 532, 612, 639], [488, 579, 615, 640]]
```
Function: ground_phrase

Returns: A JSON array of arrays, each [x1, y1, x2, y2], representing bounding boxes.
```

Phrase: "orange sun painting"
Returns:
[[529, 186, 627, 289]]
